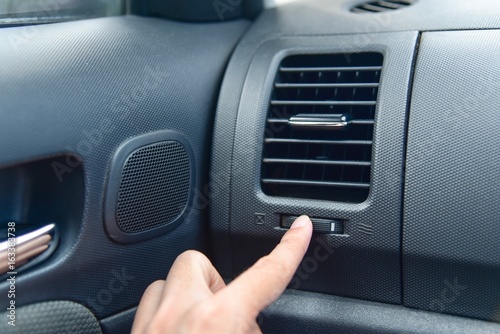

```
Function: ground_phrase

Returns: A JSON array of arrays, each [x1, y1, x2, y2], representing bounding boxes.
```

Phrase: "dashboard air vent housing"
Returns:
[[351, 1, 413, 14], [261, 53, 383, 203]]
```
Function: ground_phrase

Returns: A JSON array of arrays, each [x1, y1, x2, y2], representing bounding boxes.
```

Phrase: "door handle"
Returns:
[[0, 224, 55, 275]]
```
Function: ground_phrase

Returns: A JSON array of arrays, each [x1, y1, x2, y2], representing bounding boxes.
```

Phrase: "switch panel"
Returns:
[[281, 216, 344, 234]]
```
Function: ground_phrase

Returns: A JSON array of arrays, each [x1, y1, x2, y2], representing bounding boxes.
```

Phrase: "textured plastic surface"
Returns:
[[100, 307, 136, 334], [254, 0, 500, 36], [0, 301, 102, 333], [403, 30, 500, 322], [209, 0, 500, 281], [104, 131, 195, 243], [212, 33, 417, 304], [0, 15, 249, 319], [261, 290, 500, 334]]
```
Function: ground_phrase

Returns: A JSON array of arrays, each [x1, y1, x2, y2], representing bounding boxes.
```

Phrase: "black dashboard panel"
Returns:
[[404, 29, 500, 322], [223, 33, 417, 304], [252, 0, 500, 36], [210, 0, 500, 330], [261, 290, 500, 334]]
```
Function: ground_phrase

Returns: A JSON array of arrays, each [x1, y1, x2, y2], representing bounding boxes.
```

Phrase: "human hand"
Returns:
[[131, 215, 313, 334]]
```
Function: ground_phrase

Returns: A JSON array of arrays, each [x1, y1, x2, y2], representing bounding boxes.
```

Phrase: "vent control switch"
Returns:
[[281, 216, 344, 234]]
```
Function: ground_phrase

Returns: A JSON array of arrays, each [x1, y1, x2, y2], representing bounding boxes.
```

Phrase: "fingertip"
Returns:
[[281, 215, 313, 252], [290, 215, 312, 229], [223, 215, 314, 315]]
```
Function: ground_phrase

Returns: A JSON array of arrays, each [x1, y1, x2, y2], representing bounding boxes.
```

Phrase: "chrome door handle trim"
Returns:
[[0, 223, 55, 252]]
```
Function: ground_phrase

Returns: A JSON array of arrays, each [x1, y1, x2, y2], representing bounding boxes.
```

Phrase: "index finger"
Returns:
[[217, 215, 312, 317]]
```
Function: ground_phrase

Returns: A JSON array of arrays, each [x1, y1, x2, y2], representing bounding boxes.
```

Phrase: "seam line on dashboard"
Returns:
[[400, 31, 422, 306]]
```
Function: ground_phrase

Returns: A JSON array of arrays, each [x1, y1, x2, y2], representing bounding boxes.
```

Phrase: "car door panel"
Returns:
[[0, 15, 248, 323]]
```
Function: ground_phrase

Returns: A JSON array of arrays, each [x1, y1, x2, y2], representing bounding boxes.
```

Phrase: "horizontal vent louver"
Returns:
[[261, 53, 383, 203], [351, 0, 413, 13]]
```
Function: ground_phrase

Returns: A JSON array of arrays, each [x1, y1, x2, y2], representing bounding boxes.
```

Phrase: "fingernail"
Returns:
[[290, 215, 310, 229]]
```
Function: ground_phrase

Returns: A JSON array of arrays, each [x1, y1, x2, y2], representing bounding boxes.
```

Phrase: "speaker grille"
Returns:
[[116, 141, 190, 233]]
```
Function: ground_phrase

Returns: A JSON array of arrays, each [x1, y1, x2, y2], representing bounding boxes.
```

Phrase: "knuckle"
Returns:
[[145, 280, 164, 293], [187, 302, 231, 331], [177, 250, 209, 264]]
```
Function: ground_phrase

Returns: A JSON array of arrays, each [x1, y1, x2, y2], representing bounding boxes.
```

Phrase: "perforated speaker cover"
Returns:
[[104, 130, 195, 243]]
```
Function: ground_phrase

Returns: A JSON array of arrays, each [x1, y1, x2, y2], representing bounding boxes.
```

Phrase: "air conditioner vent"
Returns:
[[261, 53, 383, 203], [351, 1, 413, 14]]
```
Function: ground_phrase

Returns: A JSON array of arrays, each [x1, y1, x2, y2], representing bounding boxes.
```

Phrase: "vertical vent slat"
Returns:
[[261, 53, 383, 203]]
